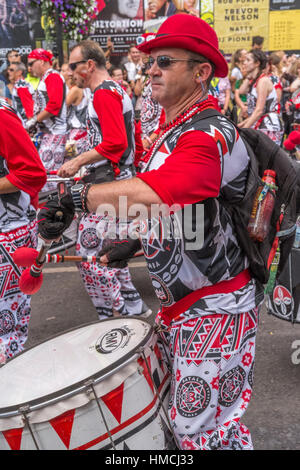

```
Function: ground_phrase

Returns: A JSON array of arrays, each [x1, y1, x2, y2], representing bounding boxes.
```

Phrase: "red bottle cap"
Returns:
[[263, 169, 276, 178]]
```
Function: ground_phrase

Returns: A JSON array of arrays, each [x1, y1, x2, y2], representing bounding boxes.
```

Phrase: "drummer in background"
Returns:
[[39, 15, 263, 450], [0, 98, 46, 361], [56, 40, 151, 320], [10, 62, 35, 127]]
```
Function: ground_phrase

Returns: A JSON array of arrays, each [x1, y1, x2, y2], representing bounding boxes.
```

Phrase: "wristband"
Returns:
[[81, 183, 92, 213]]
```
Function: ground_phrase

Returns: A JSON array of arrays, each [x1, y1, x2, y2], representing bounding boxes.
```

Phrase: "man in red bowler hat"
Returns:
[[25, 48, 68, 192], [39, 15, 263, 450]]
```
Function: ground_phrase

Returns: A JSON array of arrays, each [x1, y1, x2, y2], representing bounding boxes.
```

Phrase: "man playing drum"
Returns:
[[39, 15, 264, 450], [25, 49, 68, 192], [0, 99, 46, 361], [56, 41, 151, 320]]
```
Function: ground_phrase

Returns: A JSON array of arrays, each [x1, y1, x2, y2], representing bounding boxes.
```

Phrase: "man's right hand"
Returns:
[[38, 193, 75, 240], [99, 238, 141, 268], [25, 116, 38, 133]]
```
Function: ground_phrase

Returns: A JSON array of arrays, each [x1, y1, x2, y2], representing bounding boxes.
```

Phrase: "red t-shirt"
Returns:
[[44, 73, 64, 116], [137, 130, 221, 207], [0, 108, 47, 208], [92, 88, 128, 163], [16, 87, 34, 119]]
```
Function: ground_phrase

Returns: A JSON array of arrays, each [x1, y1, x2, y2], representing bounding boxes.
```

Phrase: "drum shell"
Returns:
[[0, 319, 173, 450]]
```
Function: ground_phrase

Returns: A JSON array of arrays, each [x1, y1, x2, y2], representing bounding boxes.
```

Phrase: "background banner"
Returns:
[[213, 0, 270, 54]]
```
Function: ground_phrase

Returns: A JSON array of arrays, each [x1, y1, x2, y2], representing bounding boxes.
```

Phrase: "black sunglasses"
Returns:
[[68, 60, 87, 71], [28, 60, 37, 67], [146, 55, 205, 69]]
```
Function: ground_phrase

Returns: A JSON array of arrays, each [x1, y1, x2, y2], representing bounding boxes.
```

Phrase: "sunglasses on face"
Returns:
[[146, 55, 205, 70], [68, 60, 87, 71], [27, 60, 37, 67], [8, 68, 16, 72]]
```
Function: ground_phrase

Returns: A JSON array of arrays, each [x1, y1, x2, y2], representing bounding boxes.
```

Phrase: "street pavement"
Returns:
[[25, 256, 300, 451]]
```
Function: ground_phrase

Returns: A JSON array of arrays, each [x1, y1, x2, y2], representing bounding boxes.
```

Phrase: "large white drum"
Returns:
[[0, 318, 173, 450]]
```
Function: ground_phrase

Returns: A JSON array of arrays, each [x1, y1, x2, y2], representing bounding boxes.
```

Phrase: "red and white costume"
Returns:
[[247, 74, 283, 145], [0, 99, 46, 360], [76, 80, 149, 319], [136, 97, 264, 450], [66, 87, 91, 156], [34, 68, 68, 192]]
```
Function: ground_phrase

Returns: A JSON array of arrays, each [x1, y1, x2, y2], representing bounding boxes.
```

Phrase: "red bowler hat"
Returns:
[[28, 48, 53, 63], [137, 14, 228, 78]]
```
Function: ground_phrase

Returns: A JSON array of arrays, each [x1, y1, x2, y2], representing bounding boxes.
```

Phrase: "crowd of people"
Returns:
[[0, 15, 299, 450]]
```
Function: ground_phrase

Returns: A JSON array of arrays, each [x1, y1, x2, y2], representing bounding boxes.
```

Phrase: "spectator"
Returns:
[[10, 62, 35, 126], [145, 0, 177, 19], [229, 49, 247, 94], [123, 44, 143, 83], [110, 66, 132, 97], [251, 36, 264, 50]]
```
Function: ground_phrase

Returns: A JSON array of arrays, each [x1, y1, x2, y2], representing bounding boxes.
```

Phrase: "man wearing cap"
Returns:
[[38, 15, 263, 450], [25, 48, 67, 191]]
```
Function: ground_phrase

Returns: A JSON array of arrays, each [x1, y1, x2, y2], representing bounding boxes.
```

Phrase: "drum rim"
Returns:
[[0, 317, 154, 417]]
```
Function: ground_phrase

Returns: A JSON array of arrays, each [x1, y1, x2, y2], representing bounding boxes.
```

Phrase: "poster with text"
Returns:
[[213, 0, 270, 55], [90, 0, 144, 62], [269, 9, 300, 51], [0, 0, 41, 62]]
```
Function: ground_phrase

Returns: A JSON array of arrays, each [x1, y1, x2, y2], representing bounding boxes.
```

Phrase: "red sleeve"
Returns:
[[0, 110, 47, 207], [44, 73, 64, 116], [136, 130, 221, 207], [17, 87, 34, 119], [93, 89, 128, 163]]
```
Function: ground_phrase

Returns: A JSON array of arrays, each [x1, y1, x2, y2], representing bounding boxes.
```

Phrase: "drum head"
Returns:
[[0, 318, 152, 414]]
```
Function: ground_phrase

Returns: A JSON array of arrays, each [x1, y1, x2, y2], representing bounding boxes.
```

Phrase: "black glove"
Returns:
[[38, 193, 75, 240], [99, 238, 141, 268]]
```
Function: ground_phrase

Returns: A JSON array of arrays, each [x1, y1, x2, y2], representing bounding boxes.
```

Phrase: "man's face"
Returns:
[[7, 51, 21, 64], [148, 48, 198, 109], [111, 69, 123, 82], [28, 59, 45, 78], [68, 47, 90, 89], [118, 0, 140, 17], [129, 47, 141, 64], [148, 0, 167, 14], [7, 64, 19, 82]]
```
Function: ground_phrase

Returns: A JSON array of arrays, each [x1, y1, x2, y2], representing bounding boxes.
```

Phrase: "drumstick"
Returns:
[[13, 248, 108, 266], [18, 183, 67, 294]]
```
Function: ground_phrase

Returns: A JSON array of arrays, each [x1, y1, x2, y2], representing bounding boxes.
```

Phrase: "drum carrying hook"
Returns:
[[19, 405, 40, 450], [84, 379, 117, 451]]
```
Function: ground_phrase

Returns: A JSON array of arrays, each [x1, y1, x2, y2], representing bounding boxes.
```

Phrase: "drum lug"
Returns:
[[84, 379, 94, 399]]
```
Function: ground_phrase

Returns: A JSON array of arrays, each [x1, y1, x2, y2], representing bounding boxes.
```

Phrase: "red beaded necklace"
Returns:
[[141, 97, 215, 170]]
